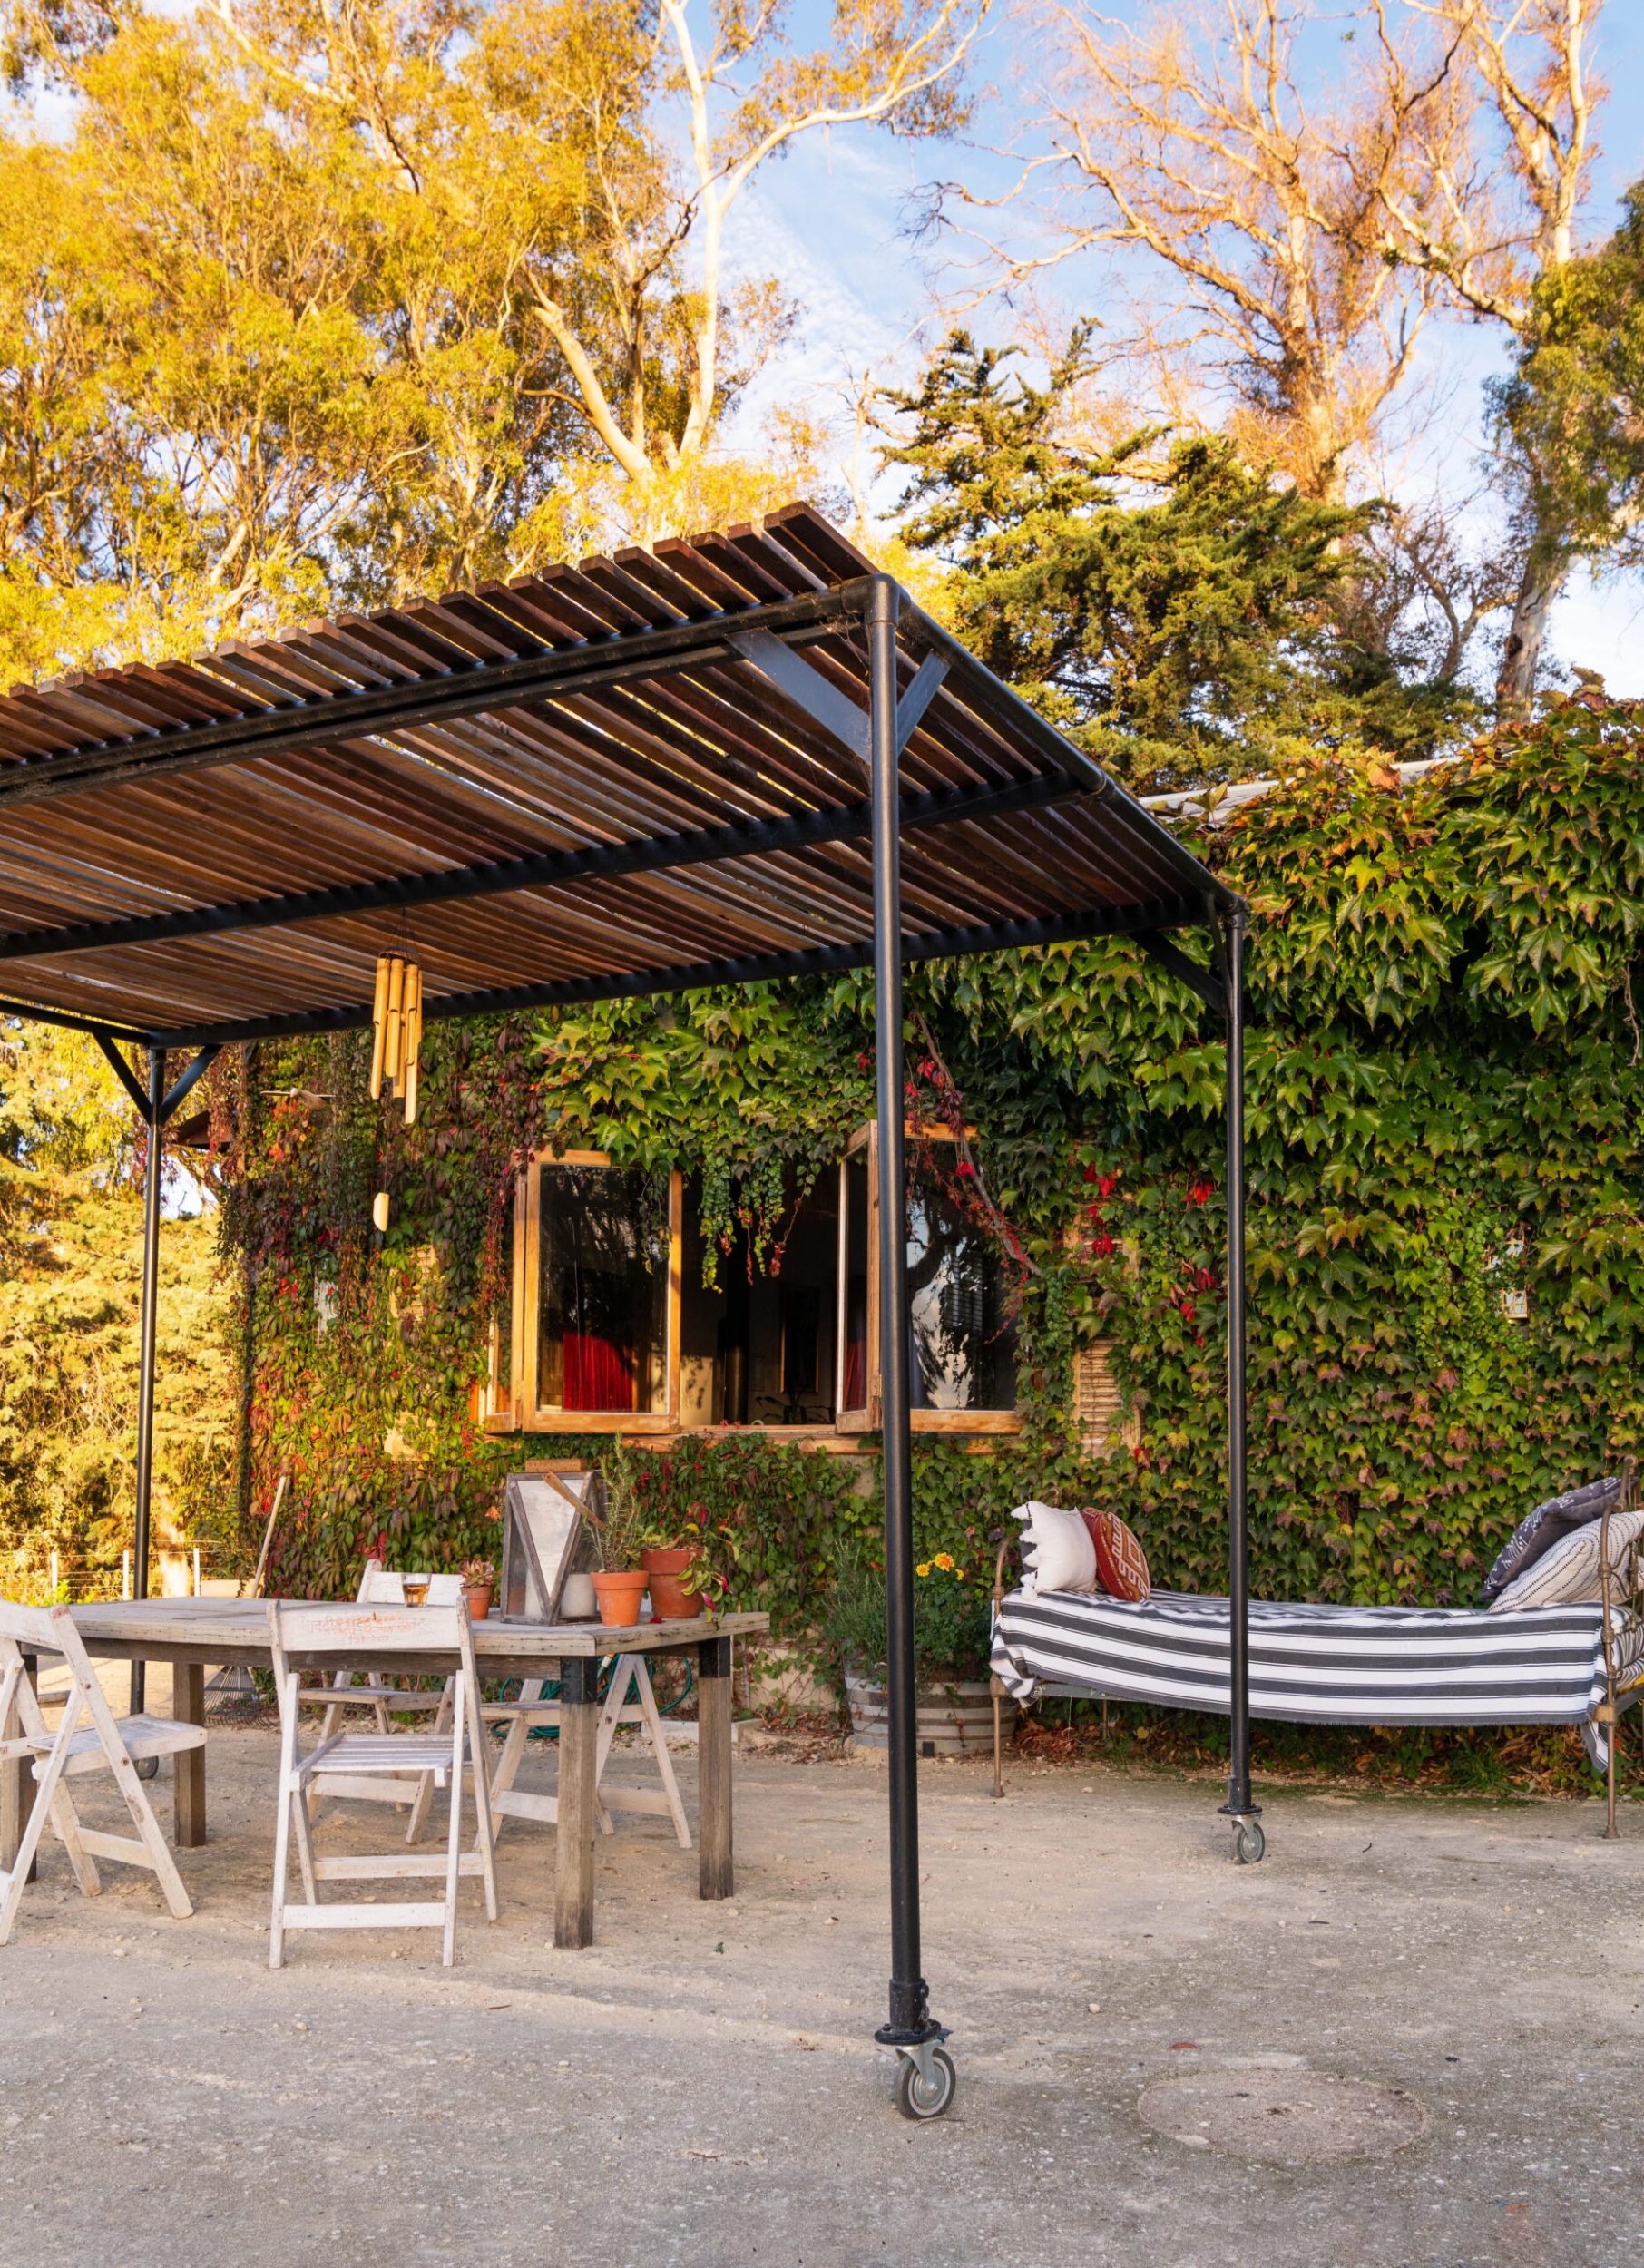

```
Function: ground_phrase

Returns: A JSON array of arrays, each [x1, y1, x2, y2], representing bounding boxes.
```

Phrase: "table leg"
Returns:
[[553, 1656, 599, 1950], [1, 1650, 39, 1883], [173, 1661, 206, 1848], [698, 1635, 734, 1901]]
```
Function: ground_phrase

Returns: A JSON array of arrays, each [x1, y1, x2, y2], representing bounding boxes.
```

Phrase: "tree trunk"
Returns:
[[1496, 543, 1563, 716]]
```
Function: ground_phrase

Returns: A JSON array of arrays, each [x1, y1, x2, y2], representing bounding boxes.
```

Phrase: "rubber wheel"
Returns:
[[1233, 1818, 1265, 1865], [895, 2045, 957, 2121]]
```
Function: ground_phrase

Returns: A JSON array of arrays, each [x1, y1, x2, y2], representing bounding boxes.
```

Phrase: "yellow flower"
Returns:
[[934, 1551, 955, 1571], [915, 1561, 931, 1578]]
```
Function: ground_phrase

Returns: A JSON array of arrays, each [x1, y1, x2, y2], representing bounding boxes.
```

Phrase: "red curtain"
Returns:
[[843, 1335, 866, 1413], [563, 1331, 635, 1412]]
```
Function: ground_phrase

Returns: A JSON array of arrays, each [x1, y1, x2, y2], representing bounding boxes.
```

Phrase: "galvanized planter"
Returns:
[[845, 1673, 1011, 1757]]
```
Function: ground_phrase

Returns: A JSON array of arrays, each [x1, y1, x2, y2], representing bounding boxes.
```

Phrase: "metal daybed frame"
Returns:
[[991, 1461, 1644, 1843]]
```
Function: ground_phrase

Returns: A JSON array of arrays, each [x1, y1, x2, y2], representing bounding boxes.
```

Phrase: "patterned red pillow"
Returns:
[[1090, 1510, 1150, 1602]]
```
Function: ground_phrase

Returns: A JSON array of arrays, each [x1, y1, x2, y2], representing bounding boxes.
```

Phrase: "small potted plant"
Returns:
[[590, 1459, 650, 1627], [641, 1499, 726, 1619], [460, 1555, 495, 1620], [824, 1549, 1004, 1755]]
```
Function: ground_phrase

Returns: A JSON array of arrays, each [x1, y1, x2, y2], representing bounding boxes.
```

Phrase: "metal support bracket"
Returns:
[[92, 1033, 221, 1127], [1137, 931, 1228, 1019], [92, 1029, 150, 1117], [159, 1043, 220, 1126], [730, 630, 947, 766], [895, 2027, 952, 2084], [895, 653, 947, 751], [731, 628, 870, 758]]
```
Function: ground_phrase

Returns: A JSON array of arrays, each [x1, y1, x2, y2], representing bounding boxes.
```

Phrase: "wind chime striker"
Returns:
[[368, 954, 423, 1231]]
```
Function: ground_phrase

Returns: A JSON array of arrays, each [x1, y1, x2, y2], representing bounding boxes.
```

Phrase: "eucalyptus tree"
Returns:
[[0, 0, 986, 680]]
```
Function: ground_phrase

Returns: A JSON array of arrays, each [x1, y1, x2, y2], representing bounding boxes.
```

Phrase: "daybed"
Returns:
[[990, 1480, 1644, 1854]]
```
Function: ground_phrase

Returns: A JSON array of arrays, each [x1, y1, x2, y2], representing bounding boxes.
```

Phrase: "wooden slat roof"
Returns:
[[0, 504, 1236, 1049]]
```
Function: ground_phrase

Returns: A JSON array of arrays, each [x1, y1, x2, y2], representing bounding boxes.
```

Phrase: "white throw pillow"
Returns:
[[1490, 1507, 1644, 1612], [1014, 1500, 1098, 1596]]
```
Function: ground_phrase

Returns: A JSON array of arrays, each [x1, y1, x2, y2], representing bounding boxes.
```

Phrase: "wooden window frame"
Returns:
[[836, 1120, 1022, 1438], [488, 1131, 1018, 1441], [477, 1194, 528, 1432], [514, 1149, 684, 1435]]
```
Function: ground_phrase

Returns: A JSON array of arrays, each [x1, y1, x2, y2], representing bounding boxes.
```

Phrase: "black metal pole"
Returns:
[[131, 1045, 165, 1715], [1219, 911, 1255, 1823], [868, 577, 935, 2050]]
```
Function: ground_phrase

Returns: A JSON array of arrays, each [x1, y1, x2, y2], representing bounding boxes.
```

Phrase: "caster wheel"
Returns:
[[1233, 1818, 1265, 1865], [895, 2045, 957, 2121], [134, 1755, 161, 1783]]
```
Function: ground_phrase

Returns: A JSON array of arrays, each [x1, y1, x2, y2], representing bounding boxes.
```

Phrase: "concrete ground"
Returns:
[[2, 1722, 1642, 2268]]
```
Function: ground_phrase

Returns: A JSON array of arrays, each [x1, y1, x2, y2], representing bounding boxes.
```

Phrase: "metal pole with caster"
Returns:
[[866, 575, 954, 2113], [91, 1032, 220, 1751], [1215, 910, 1262, 1865], [894, 2035, 957, 2121]]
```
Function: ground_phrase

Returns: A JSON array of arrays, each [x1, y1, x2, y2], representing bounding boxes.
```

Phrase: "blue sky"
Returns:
[[6, 0, 1639, 688], [730, 0, 1644, 693]]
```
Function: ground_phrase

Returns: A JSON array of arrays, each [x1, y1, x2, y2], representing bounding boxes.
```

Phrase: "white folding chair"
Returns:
[[0, 1599, 201, 1945], [302, 1563, 463, 1842], [484, 1654, 691, 1849], [268, 1599, 498, 1968]]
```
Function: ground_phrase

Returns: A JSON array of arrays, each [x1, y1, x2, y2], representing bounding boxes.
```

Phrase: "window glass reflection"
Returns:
[[906, 1169, 1018, 1412], [538, 1164, 669, 1414]]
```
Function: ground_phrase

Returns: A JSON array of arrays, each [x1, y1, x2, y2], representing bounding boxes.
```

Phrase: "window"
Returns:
[[493, 1130, 1019, 1435], [837, 1123, 1021, 1433], [679, 1168, 841, 1426], [476, 1186, 525, 1431], [509, 1155, 681, 1432]]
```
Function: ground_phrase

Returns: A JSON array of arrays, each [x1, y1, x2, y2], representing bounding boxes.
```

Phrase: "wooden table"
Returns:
[[0, 1600, 768, 1950]]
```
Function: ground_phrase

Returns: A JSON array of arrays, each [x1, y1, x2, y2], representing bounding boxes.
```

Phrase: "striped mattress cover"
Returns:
[[991, 1586, 1623, 1728]]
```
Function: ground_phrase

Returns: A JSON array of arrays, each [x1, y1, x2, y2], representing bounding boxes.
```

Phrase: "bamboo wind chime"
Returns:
[[368, 955, 423, 1234]]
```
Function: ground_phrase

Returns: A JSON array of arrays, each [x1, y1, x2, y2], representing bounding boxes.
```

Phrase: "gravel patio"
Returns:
[[3, 1722, 1640, 2267]]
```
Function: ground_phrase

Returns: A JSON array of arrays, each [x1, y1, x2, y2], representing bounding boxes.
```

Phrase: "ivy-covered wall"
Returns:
[[220, 693, 1644, 1627]]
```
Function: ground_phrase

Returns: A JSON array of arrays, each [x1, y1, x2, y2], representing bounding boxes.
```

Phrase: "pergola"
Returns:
[[0, 503, 1253, 2107]]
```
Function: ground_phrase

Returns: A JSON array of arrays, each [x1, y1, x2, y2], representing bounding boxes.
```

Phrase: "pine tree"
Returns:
[[887, 331, 1472, 792]]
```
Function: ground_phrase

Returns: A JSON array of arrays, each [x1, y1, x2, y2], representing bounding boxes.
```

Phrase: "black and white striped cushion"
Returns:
[[991, 1587, 1611, 1726], [1490, 1508, 1644, 1612]]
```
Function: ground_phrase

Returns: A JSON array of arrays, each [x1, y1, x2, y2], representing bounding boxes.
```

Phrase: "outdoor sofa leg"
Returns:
[[173, 1659, 207, 1847], [553, 1655, 599, 1950], [698, 1636, 734, 1901]]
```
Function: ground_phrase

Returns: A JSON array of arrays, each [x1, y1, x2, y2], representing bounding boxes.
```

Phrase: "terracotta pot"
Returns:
[[592, 1569, 649, 1628], [642, 1546, 703, 1619], [462, 1582, 493, 1621]]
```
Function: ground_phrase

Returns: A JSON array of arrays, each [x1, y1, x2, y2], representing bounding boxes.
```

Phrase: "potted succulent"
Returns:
[[460, 1555, 495, 1620], [824, 1549, 1005, 1756], [589, 1460, 651, 1628]]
